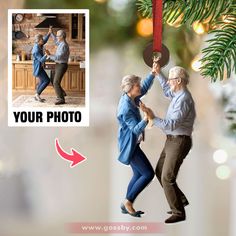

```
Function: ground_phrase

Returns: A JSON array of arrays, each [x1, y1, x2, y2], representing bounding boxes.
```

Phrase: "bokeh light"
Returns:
[[136, 18, 153, 37], [108, 0, 130, 12], [213, 149, 228, 164], [216, 165, 231, 180], [191, 54, 202, 72], [193, 21, 205, 34], [94, 0, 107, 3]]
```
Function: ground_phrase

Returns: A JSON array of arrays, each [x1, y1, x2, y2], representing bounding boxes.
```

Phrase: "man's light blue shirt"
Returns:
[[154, 73, 196, 136], [49, 33, 70, 63]]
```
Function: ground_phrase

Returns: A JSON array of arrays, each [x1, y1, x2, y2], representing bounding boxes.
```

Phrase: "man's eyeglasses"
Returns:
[[168, 77, 179, 81]]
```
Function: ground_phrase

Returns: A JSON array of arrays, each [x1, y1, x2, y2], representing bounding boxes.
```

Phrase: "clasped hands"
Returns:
[[140, 102, 155, 123], [152, 61, 161, 75], [45, 49, 50, 56], [48, 26, 53, 34]]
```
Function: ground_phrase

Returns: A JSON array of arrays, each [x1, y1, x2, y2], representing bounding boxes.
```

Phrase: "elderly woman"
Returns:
[[46, 29, 70, 105], [117, 63, 158, 217], [32, 29, 51, 102]]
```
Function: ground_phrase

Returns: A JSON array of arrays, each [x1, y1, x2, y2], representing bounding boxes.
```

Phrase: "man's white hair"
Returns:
[[57, 29, 66, 39], [121, 75, 141, 93], [169, 66, 189, 85]]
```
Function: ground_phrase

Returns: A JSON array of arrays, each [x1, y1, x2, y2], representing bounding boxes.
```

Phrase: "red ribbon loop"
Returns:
[[153, 0, 163, 53]]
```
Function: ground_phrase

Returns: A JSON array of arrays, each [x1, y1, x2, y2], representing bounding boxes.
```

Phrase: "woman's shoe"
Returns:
[[35, 94, 45, 103], [120, 203, 143, 217], [121, 203, 145, 214]]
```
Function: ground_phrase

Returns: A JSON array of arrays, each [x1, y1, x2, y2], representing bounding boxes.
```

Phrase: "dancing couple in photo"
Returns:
[[117, 62, 196, 224], [32, 27, 70, 105]]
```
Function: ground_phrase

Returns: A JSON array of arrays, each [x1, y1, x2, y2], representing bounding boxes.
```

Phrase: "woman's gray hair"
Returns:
[[121, 75, 141, 93], [35, 34, 43, 43], [57, 29, 66, 39], [169, 66, 190, 85]]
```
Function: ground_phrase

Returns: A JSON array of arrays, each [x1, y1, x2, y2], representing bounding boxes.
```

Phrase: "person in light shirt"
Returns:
[[46, 29, 70, 105], [141, 65, 196, 224]]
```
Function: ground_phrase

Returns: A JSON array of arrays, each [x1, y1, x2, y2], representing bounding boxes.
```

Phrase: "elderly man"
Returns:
[[141, 65, 196, 224], [46, 29, 70, 105]]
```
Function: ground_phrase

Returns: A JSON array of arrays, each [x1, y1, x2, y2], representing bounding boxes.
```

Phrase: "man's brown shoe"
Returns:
[[165, 214, 186, 224]]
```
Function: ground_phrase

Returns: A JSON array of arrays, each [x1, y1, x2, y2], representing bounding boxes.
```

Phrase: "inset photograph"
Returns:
[[8, 9, 89, 126]]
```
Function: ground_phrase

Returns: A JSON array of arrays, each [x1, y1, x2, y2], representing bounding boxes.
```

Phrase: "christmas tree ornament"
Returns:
[[143, 42, 169, 68], [143, 0, 169, 68]]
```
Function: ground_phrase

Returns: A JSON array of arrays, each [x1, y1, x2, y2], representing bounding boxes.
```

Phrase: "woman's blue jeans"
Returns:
[[126, 144, 154, 203], [37, 69, 50, 95]]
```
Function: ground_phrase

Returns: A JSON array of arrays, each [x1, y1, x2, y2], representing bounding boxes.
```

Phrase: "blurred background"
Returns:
[[0, 0, 236, 235]]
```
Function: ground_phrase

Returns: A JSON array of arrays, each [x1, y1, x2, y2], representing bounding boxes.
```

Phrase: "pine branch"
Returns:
[[200, 5, 236, 81], [137, 0, 234, 24], [137, 0, 236, 81]]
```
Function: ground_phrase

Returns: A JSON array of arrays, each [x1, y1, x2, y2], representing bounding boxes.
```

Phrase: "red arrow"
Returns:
[[55, 138, 86, 168]]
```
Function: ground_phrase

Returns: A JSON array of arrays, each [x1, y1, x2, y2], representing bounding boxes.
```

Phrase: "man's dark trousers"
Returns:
[[53, 63, 68, 101], [155, 135, 192, 216]]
